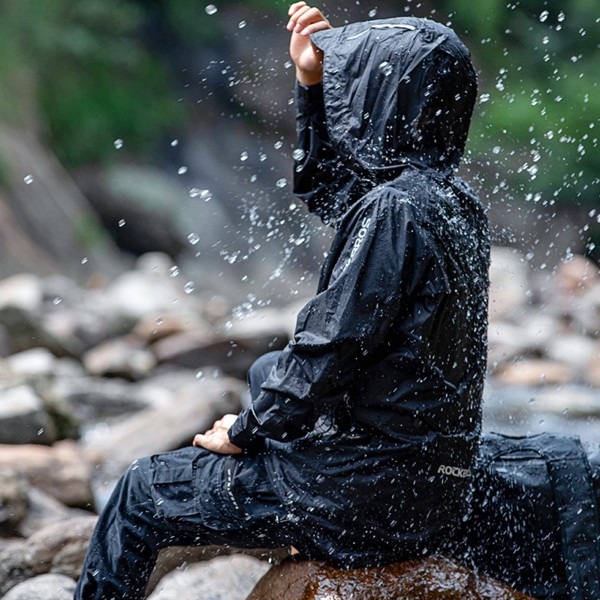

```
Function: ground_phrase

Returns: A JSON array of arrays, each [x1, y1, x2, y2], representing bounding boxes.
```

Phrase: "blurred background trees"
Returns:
[[0, 0, 597, 301]]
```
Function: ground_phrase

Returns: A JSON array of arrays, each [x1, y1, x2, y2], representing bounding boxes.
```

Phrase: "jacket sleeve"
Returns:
[[293, 82, 368, 228], [228, 192, 418, 451]]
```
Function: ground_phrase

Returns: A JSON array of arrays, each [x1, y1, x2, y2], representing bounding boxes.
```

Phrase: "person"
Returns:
[[75, 3, 490, 598]]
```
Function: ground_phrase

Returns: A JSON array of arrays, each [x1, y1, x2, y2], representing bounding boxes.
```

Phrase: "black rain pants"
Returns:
[[74, 352, 295, 600]]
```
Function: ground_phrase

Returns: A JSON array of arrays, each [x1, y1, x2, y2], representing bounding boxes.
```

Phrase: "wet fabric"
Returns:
[[228, 17, 489, 566]]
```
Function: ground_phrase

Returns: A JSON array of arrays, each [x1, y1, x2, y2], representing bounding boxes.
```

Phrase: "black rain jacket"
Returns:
[[228, 17, 490, 566]]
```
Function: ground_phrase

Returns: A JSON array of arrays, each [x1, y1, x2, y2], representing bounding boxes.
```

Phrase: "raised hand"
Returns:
[[287, 2, 332, 86]]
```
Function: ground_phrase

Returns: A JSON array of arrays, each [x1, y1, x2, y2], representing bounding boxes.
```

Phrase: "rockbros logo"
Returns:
[[437, 465, 472, 478], [345, 216, 372, 269]]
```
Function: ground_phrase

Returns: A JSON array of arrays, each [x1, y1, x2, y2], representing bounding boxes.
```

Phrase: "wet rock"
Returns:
[[82, 335, 157, 379], [148, 555, 270, 600], [553, 255, 599, 296], [2, 573, 77, 600], [0, 385, 57, 445], [0, 516, 96, 596], [4, 348, 61, 377], [0, 467, 29, 537], [0, 441, 94, 509], [488, 247, 530, 322], [531, 386, 600, 418], [152, 330, 287, 379], [545, 334, 598, 375], [42, 375, 164, 424], [134, 312, 200, 343], [0, 306, 77, 357], [587, 356, 600, 388], [83, 376, 245, 477], [0, 273, 43, 312], [494, 359, 576, 387], [247, 557, 533, 600]]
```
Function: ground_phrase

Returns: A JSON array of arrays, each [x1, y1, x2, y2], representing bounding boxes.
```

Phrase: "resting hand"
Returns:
[[193, 414, 242, 455], [287, 2, 332, 85]]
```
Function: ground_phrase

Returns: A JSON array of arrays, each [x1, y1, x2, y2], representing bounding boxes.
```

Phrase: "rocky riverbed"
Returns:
[[0, 247, 598, 598]]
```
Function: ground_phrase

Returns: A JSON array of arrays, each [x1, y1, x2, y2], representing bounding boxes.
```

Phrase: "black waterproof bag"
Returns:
[[455, 432, 600, 600]]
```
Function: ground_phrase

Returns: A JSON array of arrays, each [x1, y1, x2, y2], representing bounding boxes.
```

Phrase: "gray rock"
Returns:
[[2, 573, 76, 600], [149, 555, 271, 600], [545, 334, 598, 374], [0, 467, 29, 537], [489, 246, 530, 322], [0, 440, 94, 509], [0, 274, 43, 312], [0, 515, 96, 596], [0, 385, 56, 445], [83, 376, 245, 478], [82, 335, 157, 380], [43, 376, 161, 423]]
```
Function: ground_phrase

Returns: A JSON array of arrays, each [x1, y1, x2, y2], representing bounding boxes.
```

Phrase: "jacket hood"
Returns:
[[311, 17, 477, 178]]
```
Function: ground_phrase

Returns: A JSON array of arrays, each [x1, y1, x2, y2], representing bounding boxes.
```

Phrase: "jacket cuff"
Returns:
[[228, 408, 265, 454], [296, 81, 325, 119]]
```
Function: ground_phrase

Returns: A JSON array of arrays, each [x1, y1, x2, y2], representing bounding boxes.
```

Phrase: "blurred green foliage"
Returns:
[[0, 0, 597, 216], [0, 0, 183, 166]]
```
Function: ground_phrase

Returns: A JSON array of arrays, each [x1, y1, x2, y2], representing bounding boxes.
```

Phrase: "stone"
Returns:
[[247, 557, 533, 600], [0, 467, 29, 537], [0, 306, 77, 357], [587, 356, 600, 388], [488, 246, 530, 322], [2, 573, 77, 600], [134, 312, 200, 343], [42, 375, 163, 423], [0, 441, 94, 509], [17, 487, 90, 538], [0, 385, 57, 445], [148, 555, 270, 600], [494, 359, 576, 387], [4, 347, 59, 377], [553, 255, 599, 296], [545, 334, 598, 374], [82, 335, 157, 380], [0, 516, 96, 596], [152, 330, 287, 379], [0, 274, 43, 312], [83, 376, 245, 478]]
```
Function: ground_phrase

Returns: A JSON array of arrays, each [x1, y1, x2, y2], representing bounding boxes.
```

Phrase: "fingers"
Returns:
[[288, 1, 307, 15], [298, 20, 331, 37], [192, 430, 242, 455], [287, 4, 329, 34]]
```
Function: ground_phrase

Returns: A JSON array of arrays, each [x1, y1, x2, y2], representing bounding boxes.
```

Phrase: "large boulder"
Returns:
[[0, 515, 96, 596], [148, 555, 270, 600], [247, 557, 534, 599], [0, 441, 94, 509], [2, 573, 77, 600]]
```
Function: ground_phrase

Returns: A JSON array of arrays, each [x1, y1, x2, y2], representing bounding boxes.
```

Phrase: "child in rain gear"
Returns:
[[75, 4, 489, 598]]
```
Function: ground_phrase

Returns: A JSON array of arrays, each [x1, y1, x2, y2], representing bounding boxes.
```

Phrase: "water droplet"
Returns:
[[539, 10, 549, 22], [276, 178, 287, 188], [240, 151, 249, 162], [114, 138, 124, 149], [205, 4, 217, 15], [168, 266, 179, 278], [187, 232, 200, 245], [118, 219, 126, 228], [184, 281, 195, 294], [23, 174, 33, 185], [52, 297, 62, 306], [238, 20, 246, 28], [274, 141, 283, 149], [378, 61, 393, 76], [171, 139, 179, 147], [81, 257, 88, 265], [557, 11, 565, 22], [292, 148, 305, 161], [369, 8, 378, 17], [177, 166, 188, 175], [479, 93, 490, 103]]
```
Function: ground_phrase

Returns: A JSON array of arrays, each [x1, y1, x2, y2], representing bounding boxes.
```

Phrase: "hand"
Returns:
[[193, 414, 242, 455], [287, 2, 332, 86]]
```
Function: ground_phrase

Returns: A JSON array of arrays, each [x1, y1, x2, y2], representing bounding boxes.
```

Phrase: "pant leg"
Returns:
[[75, 448, 293, 600]]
